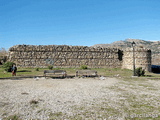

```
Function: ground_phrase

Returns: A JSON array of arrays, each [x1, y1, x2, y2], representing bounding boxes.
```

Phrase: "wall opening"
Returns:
[[118, 50, 123, 61]]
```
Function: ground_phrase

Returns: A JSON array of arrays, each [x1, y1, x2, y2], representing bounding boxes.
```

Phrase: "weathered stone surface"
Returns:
[[8, 45, 151, 71], [8, 45, 122, 68], [122, 47, 152, 71]]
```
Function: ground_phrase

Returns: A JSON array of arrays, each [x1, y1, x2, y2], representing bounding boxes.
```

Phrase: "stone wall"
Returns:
[[8, 45, 122, 68], [152, 54, 160, 65], [8, 45, 152, 71], [122, 47, 152, 71]]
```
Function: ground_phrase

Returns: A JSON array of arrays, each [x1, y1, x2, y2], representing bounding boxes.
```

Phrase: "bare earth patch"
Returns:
[[0, 77, 159, 120]]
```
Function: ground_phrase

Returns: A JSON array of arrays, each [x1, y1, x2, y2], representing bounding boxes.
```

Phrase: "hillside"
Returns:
[[93, 39, 160, 65]]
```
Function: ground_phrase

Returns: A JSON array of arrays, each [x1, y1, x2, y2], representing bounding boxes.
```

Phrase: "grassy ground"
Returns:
[[0, 65, 160, 79], [0, 66, 77, 78]]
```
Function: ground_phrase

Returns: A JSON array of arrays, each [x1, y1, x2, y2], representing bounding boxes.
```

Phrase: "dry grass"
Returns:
[[0, 76, 160, 119]]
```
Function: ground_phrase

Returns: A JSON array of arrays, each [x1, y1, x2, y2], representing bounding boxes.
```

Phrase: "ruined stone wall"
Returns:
[[122, 47, 152, 71], [8, 45, 152, 71], [8, 45, 122, 68]]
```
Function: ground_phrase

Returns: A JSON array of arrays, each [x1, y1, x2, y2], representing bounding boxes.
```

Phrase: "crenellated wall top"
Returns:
[[9, 45, 120, 52]]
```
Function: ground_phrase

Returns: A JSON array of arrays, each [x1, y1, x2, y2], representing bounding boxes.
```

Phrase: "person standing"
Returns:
[[12, 64, 17, 76]]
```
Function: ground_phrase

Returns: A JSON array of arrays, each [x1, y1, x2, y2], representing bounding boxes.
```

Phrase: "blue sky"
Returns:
[[1, 0, 160, 50]]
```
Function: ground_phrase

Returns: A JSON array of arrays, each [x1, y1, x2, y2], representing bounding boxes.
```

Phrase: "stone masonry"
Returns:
[[122, 47, 152, 71], [8, 45, 122, 68], [8, 45, 151, 71]]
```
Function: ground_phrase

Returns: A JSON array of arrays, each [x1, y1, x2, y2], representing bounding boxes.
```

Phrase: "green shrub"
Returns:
[[135, 67, 145, 76], [3, 61, 15, 72], [53, 67, 60, 70], [80, 65, 88, 69], [48, 65, 53, 70], [35, 68, 39, 71]]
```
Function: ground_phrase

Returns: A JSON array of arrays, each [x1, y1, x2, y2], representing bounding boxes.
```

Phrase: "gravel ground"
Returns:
[[0, 77, 160, 120]]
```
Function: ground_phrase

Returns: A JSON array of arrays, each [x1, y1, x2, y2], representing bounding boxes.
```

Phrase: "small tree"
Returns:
[[0, 48, 8, 65], [0, 47, 7, 56], [135, 67, 145, 76], [35, 68, 39, 71], [3, 61, 15, 72]]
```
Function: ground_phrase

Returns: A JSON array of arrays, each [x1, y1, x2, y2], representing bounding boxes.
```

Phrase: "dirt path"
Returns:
[[0, 77, 159, 120], [0, 77, 118, 119]]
